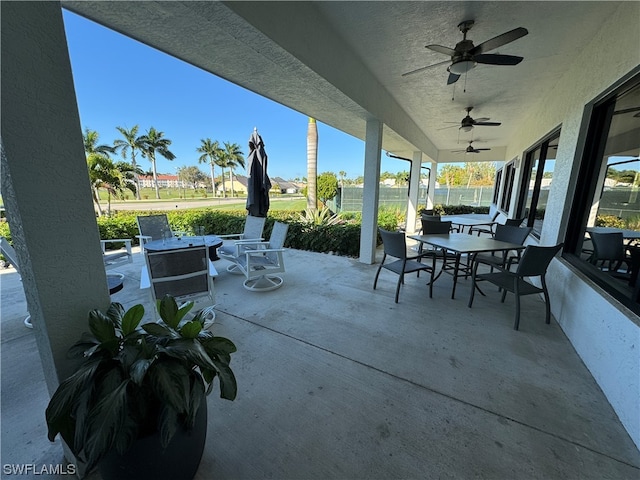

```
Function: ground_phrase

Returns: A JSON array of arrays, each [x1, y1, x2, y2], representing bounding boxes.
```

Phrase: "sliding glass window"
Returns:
[[564, 73, 640, 311], [517, 132, 560, 237]]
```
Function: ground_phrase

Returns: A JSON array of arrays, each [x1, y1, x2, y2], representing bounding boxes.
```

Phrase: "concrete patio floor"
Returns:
[[1, 245, 639, 479]]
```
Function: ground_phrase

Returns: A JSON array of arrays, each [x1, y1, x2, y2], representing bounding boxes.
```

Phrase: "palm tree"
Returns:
[[197, 138, 223, 196], [339, 170, 347, 187], [113, 125, 145, 199], [84, 128, 115, 157], [87, 156, 136, 216], [222, 141, 245, 197], [307, 117, 318, 211], [83, 129, 116, 216], [139, 127, 176, 199]]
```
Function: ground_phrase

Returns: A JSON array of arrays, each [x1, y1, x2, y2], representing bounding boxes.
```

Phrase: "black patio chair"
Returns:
[[374, 228, 436, 302], [468, 243, 563, 330], [473, 225, 532, 271], [468, 209, 500, 236], [505, 217, 526, 227], [588, 231, 631, 278]]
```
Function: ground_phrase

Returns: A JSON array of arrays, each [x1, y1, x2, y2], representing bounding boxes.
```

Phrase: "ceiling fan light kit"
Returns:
[[448, 59, 476, 75]]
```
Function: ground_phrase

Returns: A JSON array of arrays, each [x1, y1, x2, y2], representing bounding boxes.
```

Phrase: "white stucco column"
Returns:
[[359, 119, 383, 264], [406, 151, 422, 234], [1, 2, 111, 390], [427, 160, 437, 211]]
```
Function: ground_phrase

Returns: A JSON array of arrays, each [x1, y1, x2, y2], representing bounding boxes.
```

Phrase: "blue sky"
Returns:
[[62, 10, 411, 181]]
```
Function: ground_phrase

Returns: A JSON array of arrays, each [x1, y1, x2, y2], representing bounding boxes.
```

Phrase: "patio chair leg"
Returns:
[[395, 276, 402, 303], [514, 288, 521, 330]]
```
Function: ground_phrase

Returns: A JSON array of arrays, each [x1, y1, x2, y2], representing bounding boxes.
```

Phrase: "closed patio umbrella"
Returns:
[[246, 128, 271, 217]]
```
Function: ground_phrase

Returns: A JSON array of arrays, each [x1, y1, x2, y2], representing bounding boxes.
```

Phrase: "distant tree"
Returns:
[[197, 138, 223, 195], [177, 165, 207, 190], [395, 171, 409, 186], [113, 125, 145, 199], [338, 170, 347, 187], [222, 141, 245, 197], [317, 172, 338, 207], [307, 117, 318, 211], [437, 164, 466, 186], [139, 127, 175, 199]]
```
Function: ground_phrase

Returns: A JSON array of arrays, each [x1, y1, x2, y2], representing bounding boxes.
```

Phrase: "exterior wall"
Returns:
[[505, 3, 640, 449], [1, 2, 111, 389]]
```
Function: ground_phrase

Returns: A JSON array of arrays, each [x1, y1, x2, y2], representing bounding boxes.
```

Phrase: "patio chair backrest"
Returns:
[[265, 222, 289, 263], [244, 215, 267, 240], [144, 245, 213, 306], [378, 228, 408, 259], [589, 231, 626, 262], [137, 214, 172, 241], [494, 225, 532, 245], [516, 244, 563, 277], [505, 217, 526, 227], [422, 220, 452, 235]]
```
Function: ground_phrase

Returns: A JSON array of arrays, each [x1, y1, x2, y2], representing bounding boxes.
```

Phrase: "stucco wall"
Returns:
[[505, 2, 640, 449]]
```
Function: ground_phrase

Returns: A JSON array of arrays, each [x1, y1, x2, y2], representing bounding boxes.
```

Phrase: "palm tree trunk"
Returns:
[[93, 187, 104, 216], [131, 155, 141, 200], [230, 168, 235, 197], [221, 168, 227, 198], [209, 163, 216, 197], [307, 117, 318, 211], [151, 155, 160, 199]]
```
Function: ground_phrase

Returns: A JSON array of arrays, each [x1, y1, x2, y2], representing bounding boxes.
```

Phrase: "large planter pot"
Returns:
[[98, 401, 208, 480]]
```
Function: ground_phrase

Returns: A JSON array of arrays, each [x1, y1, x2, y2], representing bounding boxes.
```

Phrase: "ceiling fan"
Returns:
[[441, 107, 502, 132], [403, 20, 528, 85], [452, 141, 491, 154]]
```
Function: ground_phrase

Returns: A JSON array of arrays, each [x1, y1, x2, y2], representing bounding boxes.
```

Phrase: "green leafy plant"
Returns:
[[298, 207, 344, 226], [45, 296, 237, 476]]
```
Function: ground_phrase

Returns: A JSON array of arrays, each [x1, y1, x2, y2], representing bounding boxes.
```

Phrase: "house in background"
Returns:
[[216, 174, 249, 196], [270, 176, 299, 194]]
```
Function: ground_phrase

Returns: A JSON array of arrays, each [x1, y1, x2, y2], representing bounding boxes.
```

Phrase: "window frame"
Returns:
[[563, 69, 640, 313], [499, 161, 516, 214], [516, 129, 561, 239]]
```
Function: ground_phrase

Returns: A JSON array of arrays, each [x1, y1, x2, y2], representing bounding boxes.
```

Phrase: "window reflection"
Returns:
[[569, 78, 640, 308]]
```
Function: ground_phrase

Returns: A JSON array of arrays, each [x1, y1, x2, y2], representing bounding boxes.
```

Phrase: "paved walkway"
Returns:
[[1, 247, 639, 479]]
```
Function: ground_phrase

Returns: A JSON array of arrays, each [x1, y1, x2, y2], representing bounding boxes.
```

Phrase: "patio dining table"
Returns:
[[143, 235, 223, 260], [408, 233, 527, 299]]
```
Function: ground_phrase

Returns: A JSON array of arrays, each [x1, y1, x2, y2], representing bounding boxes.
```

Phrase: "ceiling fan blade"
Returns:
[[426, 44, 457, 56], [470, 27, 528, 55], [474, 54, 523, 66], [402, 59, 450, 77], [447, 72, 460, 85], [474, 121, 501, 126], [473, 117, 490, 122], [438, 124, 460, 131], [475, 148, 491, 151]]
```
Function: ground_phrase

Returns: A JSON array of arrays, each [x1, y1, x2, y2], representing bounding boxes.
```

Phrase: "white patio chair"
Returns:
[[217, 215, 266, 273], [224, 221, 289, 292], [140, 245, 217, 325], [136, 214, 187, 254], [100, 238, 133, 270]]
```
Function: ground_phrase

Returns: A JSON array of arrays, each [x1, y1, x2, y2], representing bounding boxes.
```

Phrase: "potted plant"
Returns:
[[45, 295, 237, 480]]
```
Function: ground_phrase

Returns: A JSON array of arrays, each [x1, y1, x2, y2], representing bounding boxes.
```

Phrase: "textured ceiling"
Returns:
[[62, 1, 629, 163]]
